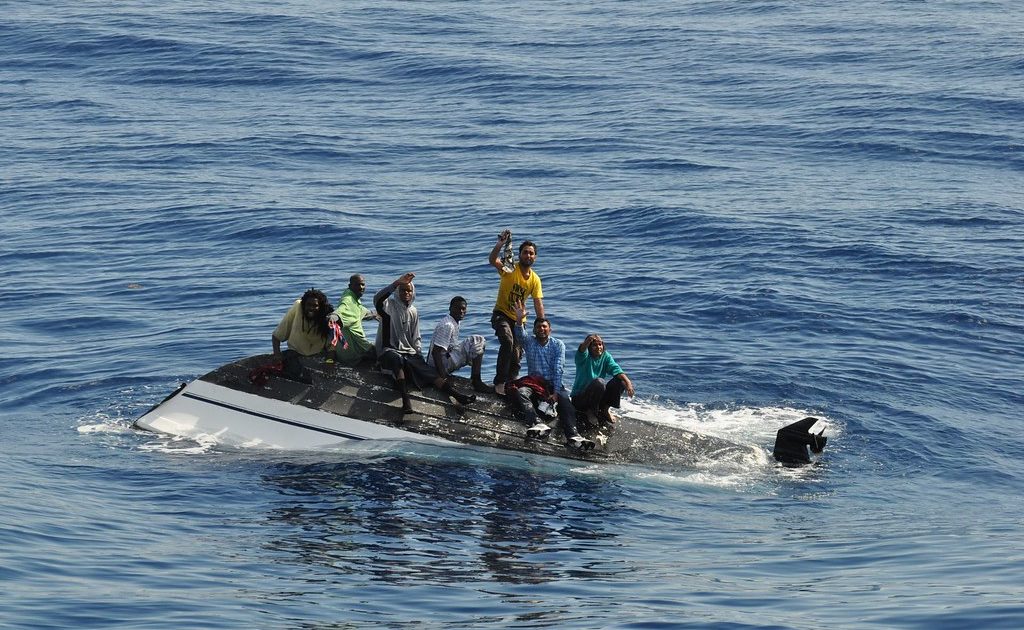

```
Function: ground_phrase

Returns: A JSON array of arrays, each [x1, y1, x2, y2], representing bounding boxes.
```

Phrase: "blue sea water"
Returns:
[[2, 0, 1022, 627]]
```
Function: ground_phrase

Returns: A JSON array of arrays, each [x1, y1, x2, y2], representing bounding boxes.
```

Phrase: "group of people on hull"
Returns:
[[271, 230, 634, 451]]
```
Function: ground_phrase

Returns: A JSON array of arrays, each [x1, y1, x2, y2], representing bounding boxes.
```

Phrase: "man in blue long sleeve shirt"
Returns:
[[509, 303, 592, 450]]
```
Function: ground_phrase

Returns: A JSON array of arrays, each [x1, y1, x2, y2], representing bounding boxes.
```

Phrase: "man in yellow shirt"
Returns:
[[272, 288, 333, 357], [489, 230, 545, 395]]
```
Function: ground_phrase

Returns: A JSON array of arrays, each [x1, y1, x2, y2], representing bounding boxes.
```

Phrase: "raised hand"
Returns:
[[512, 298, 528, 322]]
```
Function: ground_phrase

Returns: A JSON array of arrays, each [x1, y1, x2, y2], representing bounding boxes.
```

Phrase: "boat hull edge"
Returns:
[[133, 379, 457, 450]]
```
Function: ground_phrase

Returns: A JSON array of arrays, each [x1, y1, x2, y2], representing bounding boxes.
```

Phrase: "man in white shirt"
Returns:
[[375, 275, 475, 414], [429, 296, 491, 394]]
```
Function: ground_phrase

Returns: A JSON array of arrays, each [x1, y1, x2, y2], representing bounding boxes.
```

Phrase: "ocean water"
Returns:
[[2, 1, 1022, 627]]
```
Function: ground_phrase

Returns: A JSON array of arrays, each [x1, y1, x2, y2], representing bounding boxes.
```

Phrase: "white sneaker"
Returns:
[[566, 435, 595, 451], [526, 423, 551, 439]]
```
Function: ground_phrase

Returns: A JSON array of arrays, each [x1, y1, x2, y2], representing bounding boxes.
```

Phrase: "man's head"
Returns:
[[301, 288, 330, 321], [449, 296, 468, 321], [587, 334, 605, 357], [348, 274, 366, 297], [519, 240, 537, 269], [397, 281, 415, 306], [533, 316, 551, 343]]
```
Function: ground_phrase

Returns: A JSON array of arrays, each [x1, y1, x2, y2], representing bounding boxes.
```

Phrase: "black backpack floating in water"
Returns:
[[773, 417, 827, 465]]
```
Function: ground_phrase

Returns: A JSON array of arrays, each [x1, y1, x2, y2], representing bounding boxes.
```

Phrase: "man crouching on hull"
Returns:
[[429, 296, 492, 394], [571, 333, 634, 428], [330, 273, 378, 366], [507, 301, 594, 451], [374, 273, 476, 414]]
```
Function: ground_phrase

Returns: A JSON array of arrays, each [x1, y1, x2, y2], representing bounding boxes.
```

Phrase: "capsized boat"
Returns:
[[134, 354, 826, 468]]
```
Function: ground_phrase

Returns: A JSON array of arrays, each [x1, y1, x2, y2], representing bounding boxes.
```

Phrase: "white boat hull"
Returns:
[[137, 379, 457, 450], [134, 354, 822, 467]]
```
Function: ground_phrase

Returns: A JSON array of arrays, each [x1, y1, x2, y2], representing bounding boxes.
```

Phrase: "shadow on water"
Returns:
[[255, 453, 628, 586]]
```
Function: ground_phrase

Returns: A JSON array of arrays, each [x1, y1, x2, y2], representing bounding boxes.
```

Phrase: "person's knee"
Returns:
[[491, 317, 514, 343], [468, 334, 486, 358], [495, 329, 514, 346], [584, 379, 606, 398], [380, 350, 403, 372]]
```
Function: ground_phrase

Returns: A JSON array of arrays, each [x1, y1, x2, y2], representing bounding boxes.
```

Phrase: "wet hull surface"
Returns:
[[136, 354, 761, 469]]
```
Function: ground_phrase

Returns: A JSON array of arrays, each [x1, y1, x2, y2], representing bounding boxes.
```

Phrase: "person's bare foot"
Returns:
[[597, 408, 616, 425]]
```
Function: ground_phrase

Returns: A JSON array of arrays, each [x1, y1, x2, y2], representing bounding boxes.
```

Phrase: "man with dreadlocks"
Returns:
[[272, 288, 335, 358]]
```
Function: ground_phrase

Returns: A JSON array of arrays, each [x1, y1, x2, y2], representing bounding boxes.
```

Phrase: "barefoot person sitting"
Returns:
[[570, 334, 635, 428], [429, 296, 492, 394]]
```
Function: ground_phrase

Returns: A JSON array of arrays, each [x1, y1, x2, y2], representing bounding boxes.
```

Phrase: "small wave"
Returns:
[[501, 166, 575, 179], [617, 158, 725, 172]]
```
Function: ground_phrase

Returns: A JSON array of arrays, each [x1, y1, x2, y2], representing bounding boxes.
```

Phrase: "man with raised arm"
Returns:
[[374, 273, 475, 415], [571, 333, 635, 428], [507, 301, 593, 451], [488, 229, 545, 396]]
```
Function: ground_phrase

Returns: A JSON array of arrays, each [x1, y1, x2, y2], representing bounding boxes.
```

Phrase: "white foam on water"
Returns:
[[137, 432, 221, 455], [620, 397, 835, 445], [603, 397, 836, 489]]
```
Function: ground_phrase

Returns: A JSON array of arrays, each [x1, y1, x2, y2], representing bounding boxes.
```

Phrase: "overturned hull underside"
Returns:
[[135, 354, 766, 469]]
